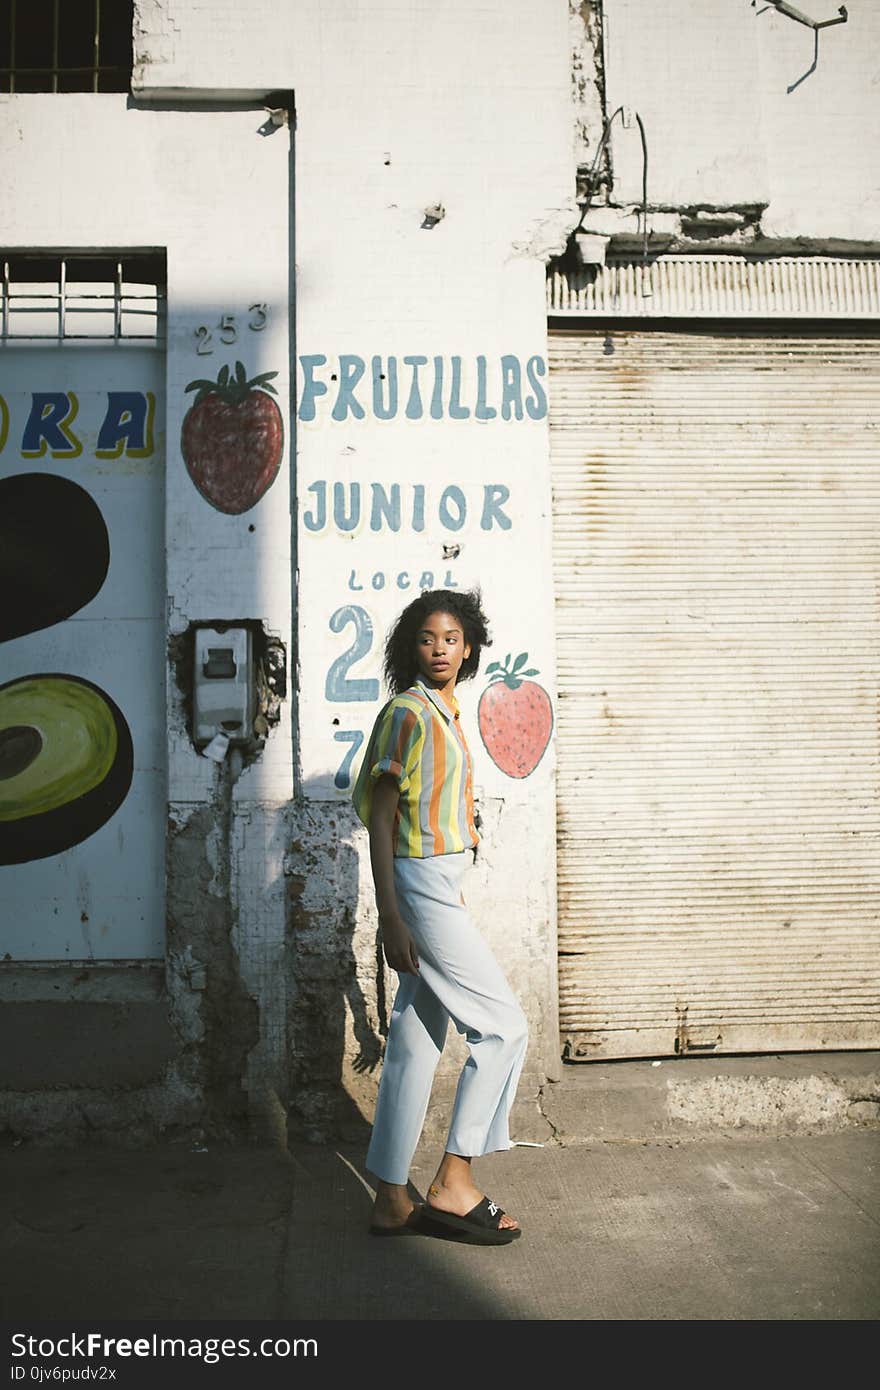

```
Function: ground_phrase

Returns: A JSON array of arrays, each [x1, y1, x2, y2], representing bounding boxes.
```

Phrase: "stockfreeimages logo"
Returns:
[[10, 1333, 317, 1367]]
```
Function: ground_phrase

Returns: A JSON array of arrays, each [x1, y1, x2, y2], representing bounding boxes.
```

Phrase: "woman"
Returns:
[[352, 588, 528, 1245]]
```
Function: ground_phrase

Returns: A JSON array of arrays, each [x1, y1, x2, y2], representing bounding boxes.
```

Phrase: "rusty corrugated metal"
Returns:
[[548, 256, 880, 318], [550, 323, 880, 1060]]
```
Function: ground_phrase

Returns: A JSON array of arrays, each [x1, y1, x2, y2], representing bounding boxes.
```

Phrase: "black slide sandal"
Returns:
[[421, 1196, 522, 1245]]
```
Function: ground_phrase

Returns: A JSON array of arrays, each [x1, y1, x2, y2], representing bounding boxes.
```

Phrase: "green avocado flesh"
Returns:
[[0, 677, 118, 820]]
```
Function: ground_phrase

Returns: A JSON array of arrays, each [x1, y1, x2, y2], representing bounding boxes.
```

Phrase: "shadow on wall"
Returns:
[[284, 781, 385, 1150], [281, 783, 539, 1160]]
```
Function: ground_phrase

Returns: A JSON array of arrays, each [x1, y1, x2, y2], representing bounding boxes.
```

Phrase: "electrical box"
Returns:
[[193, 627, 254, 746]]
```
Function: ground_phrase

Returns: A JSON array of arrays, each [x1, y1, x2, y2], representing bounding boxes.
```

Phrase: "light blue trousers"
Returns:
[[365, 849, 528, 1186]]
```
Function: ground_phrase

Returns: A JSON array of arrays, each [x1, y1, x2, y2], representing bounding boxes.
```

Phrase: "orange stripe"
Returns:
[[393, 708, 418, 768], [428, 713, 446, 854], [390, 709, 419, 855]]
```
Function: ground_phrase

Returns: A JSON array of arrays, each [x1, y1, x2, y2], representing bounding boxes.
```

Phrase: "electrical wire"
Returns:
[[576, 105, 650, 269]]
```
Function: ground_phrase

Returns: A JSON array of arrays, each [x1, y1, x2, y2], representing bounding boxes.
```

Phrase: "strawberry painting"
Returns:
[[478, 652, 553, 778], [181, 360, 283, 514]]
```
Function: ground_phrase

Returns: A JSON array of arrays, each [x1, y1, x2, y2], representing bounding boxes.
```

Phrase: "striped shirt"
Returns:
[[352, 677, 479, 857]]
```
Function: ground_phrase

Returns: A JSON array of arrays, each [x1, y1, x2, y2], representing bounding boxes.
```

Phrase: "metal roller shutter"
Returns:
[[550, 320, 880, 1059]]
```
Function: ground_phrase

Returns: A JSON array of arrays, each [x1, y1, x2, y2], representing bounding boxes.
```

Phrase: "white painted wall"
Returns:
[[1, 0, 574, 1131], [133, 1, 572, 1081], [0, 91, 293, 1122], [0, 93, 294, 808], [7, 0, 874, 1135], [602, 0, 880, 242]]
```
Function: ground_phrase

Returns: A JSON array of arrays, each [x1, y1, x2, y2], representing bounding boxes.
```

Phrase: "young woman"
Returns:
[[352, 588, 528, 1245]]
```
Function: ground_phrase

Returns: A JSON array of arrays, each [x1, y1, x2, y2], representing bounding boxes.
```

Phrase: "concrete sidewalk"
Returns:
[[2, 1054, 879, 1322]]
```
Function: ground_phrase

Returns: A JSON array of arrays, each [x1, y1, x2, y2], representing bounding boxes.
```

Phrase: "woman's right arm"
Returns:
[[368, 773, 420, 976]]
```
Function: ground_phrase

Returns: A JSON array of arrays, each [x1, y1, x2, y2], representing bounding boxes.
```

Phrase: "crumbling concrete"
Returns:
[[166, 797, 259, 1136], [540, 1052, 880, 1146]]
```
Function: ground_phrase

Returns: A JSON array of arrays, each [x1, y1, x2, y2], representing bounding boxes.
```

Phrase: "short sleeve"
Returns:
[[351, 699, 425, 827]]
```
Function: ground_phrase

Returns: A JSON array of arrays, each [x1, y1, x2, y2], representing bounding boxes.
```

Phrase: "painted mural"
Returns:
[[297, 353, 548, 423], [0, 674, 133, 866], [477, 653, 553, 779], [0, 390, 155, 461], [0, 473, 110, 642], [0, 386, 151, 867], [181, 360, 283, 514], [302, 481, 513, 537], [1, 354, 164, 957], [295, 350, 555, 794]]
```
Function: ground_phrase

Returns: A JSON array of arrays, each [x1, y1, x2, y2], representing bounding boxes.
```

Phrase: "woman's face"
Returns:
[[413, 610, 471, 688]]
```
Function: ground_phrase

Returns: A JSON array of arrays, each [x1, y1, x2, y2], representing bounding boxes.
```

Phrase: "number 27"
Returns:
[[326, 604, 379, 789]]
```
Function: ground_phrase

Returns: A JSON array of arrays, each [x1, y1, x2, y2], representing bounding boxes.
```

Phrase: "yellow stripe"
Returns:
[[428, 716, 446, 855], [407, 736, 423, 857], [445, 723, 465, 853]]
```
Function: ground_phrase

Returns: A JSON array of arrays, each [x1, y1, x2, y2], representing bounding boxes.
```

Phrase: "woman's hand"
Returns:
[[379, 912, 420, 976]]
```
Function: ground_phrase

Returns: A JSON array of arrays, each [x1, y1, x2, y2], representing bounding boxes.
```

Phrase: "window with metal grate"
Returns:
[[1, 253, 166, 343], [0, 0, 133, 94]]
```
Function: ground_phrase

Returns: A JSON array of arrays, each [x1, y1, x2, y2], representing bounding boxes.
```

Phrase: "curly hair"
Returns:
[[383, 588, 492, 694]]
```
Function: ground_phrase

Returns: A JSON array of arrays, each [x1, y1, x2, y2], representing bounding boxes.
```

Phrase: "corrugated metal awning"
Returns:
[[548, 255, 880, 319]]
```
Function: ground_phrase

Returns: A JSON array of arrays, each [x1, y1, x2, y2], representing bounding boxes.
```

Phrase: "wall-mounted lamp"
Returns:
[[753, 1, 848, 91], [421, 203, 446, 230], [755, 2, 847, 30]]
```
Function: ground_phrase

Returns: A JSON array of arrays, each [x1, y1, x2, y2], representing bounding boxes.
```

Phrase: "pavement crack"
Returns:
[[537, 1084, 563, 1146], [13, 1214, 86, 1235]]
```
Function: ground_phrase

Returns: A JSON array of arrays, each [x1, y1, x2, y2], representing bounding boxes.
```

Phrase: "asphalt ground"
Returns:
[[2, 1111, 877, 1327]]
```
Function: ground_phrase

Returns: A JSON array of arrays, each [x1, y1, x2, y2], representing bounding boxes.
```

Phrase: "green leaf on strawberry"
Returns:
[[486, 651, 540, 692], [185, 361, 279, 409]]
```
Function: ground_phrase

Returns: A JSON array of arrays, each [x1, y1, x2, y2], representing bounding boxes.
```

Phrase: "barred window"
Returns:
[[1, 253, 166, 343], [0, 0, 133, 94]]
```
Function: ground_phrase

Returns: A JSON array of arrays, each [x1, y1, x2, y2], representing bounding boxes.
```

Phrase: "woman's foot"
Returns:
[[370, 1179, 420, 1233], [426, 1155, 519, 1232]]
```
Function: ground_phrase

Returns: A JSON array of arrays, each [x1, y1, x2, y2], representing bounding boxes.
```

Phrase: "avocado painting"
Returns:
[[1, 353, 165, 958], [0, 468, 136, 863], [0, 674, 133, 866]]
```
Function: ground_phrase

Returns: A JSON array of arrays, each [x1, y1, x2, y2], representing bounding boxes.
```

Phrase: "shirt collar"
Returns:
[[414, 676, 459, 724]]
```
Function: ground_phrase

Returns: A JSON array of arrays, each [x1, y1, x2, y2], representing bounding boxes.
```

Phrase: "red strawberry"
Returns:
[[182, 360, 283, 514], [477, 652, 553, 778]]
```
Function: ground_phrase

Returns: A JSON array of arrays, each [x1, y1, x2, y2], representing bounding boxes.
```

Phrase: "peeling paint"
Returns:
[[512, 204, 582, 261], [571, 1, 607, 178], [166, 801, 259, 1136], [284, 803, 383, 1144]]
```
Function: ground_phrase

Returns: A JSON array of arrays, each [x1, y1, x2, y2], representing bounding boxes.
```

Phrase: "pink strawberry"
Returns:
[[182, 360, 283, 514], [477, 652, 553, 778]]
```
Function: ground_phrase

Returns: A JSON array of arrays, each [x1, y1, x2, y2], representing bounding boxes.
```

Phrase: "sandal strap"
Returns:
[[464, 1196, 506, 1229]]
